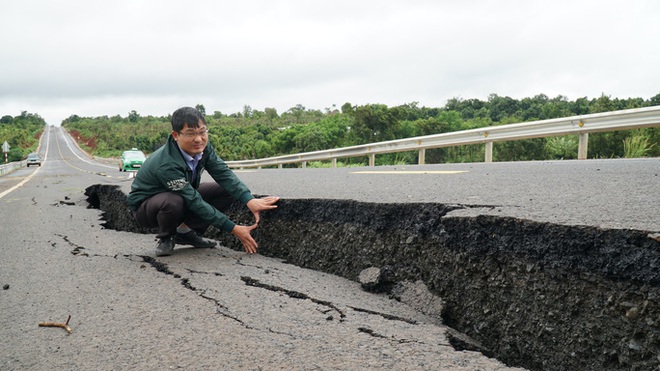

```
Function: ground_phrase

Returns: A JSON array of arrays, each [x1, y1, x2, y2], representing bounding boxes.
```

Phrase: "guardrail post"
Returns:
[[332, 158, 337, 168], [302, 161, 306, 168], [578, 133, 589, 160], [369, 154, 375, 167], [418, 148, 426, 165], [484, 142, 493, 163]]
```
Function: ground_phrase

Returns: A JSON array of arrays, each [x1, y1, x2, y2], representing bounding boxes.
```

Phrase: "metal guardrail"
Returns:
[[0, 160, 26, 176], [225, 106, 660, 168]]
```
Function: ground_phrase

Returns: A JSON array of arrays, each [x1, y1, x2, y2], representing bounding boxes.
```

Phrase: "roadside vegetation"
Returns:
[[3, 93, 658, 165], [0, 112, 47, 162]]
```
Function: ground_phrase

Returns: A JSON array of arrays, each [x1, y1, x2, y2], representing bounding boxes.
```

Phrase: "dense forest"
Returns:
[[0, 111, 47, 162], [4, 93, 659, 166]]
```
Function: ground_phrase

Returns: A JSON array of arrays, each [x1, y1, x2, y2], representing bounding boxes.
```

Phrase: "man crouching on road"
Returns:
[[127, 106, 279, 256]]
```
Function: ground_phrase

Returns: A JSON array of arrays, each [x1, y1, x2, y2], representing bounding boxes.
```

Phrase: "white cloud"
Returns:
[[1, 0, 659, 125]]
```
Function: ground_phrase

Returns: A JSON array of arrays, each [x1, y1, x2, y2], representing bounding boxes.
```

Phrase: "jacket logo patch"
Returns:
[[167, 178, 187, 191]]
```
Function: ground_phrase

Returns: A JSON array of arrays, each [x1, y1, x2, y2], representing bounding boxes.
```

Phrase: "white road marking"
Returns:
[[351, 170, 468, 174]]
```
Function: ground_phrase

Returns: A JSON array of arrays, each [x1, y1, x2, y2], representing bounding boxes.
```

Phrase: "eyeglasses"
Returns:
[[178, 128, 209, 139]]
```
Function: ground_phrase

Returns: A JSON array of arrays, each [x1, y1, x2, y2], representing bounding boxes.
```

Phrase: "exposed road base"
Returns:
[[85, 184, 660, 371]]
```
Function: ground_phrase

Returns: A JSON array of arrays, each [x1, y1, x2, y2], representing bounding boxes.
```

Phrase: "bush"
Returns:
[[623, 132, 656, 158], [545, 136, 578, 159]]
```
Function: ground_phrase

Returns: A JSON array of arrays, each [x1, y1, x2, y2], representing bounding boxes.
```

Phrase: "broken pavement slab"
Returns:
[[1, 185, 521, 370], [84, 184, 660, 370]]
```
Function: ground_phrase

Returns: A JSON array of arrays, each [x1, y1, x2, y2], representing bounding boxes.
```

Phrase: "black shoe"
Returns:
[[155, 237, 175, 256], [173, 231, 217, 248]]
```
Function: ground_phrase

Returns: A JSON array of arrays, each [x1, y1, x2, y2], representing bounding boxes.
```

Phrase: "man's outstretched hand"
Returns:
[[231, 224, 259, 254], [247, 196, 280, 225], [232, 196, 280, 253]]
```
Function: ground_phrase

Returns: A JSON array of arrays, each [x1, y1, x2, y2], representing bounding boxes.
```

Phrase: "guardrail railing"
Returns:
[[0, 160, 26, 176], [225, 106, 660, 168]]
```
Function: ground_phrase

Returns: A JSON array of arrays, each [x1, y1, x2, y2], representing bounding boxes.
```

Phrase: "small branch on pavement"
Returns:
[[38, 315, 72, 334]]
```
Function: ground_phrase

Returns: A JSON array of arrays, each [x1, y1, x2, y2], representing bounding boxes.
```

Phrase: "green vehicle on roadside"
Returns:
[[119, 148, 146, 172]]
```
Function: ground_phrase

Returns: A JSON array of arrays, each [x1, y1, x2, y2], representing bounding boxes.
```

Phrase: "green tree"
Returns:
[[487, 94, 519, 122], [341, 102, 354, 115], [243, 105, 253, 118], [570, 97, 591, 115], [589, 94, 616, 113], [128, 110, 140, 123], [351, 104, 399, 144], [264, 107, 278, 121], [649, 93, 660, 106], [1, 115, 13, 125], [8, 147, 25, 162], [446, 97, 487, 120], [253, 140, 272, 158]]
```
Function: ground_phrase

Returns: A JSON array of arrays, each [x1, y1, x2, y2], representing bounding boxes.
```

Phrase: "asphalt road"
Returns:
[[1, 126, 656, 370], [1, 127, 523, 370], [232, 158, 659, 233]]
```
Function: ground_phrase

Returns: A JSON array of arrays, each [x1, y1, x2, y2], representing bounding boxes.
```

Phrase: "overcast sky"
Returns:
[[1, 0, 659, 126]]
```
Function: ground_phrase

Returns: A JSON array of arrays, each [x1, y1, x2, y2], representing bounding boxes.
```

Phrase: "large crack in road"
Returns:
[[57, 230, 445, 361], [84, 184, 660, 371]]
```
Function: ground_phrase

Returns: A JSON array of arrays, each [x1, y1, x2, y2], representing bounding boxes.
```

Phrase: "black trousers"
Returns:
[[134, 182, 234, 239]]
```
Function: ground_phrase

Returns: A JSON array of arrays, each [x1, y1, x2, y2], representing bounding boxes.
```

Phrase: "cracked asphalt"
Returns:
[[0, 127, 521, 370], [1, 190, 519, 370]]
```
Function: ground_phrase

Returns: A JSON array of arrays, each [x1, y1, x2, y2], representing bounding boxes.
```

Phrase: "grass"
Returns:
[[623, 133, 655, 158]]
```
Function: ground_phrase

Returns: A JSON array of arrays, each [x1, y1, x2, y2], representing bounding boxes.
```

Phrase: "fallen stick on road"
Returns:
[[38, 315, 72, 334]]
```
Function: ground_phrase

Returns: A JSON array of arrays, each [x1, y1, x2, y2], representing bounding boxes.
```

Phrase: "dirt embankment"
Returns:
[[66, 129, 98, 152], [85, 184, 660, 371]]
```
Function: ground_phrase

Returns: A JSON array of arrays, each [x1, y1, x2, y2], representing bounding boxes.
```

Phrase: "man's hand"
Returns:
[[231, 224, 259, 254], [232, 196, 279, 254], [247, 196, 280, 224]]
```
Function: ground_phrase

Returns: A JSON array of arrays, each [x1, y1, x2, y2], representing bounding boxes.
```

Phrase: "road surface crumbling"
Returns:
[[84, 184, 660, 371]]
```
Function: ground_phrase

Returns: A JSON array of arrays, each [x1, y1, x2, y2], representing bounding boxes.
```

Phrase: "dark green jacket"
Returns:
[[126, 136, 254, 232]]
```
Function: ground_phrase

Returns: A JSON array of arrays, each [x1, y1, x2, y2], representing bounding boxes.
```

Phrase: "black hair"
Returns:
[[171, 106, 207, 132]]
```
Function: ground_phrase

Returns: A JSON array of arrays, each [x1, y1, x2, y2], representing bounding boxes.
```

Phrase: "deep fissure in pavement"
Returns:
[[85, 184, 660, 371], [241, 276, 347, 320]]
